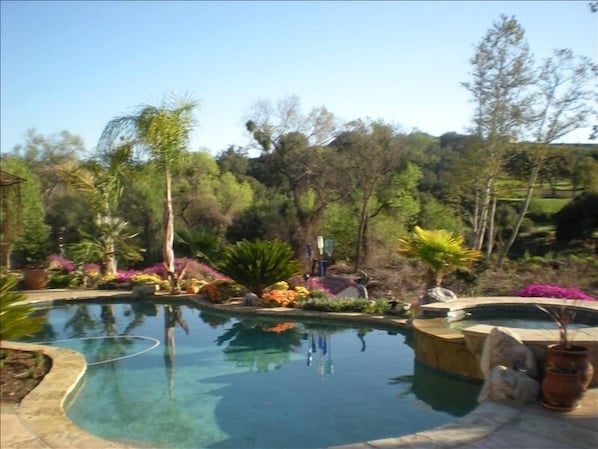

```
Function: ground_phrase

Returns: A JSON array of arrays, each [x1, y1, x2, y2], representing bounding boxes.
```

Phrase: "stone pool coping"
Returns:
[[2, 290, 597, 449]]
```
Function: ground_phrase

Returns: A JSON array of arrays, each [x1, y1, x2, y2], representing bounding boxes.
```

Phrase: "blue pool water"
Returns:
[[25, 300, 481, 449]]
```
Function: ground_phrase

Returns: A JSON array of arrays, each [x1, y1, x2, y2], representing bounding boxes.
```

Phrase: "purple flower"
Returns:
[[48, 254, 76, 272], [115, 269, 138, 283], [517, 284, 596, 302], [84, 263, 101, 274]]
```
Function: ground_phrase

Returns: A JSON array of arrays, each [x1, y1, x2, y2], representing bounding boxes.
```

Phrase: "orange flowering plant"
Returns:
[[260, 322, 296, 333], [200, 280, 236, 303], [259, 289, 298, 307]]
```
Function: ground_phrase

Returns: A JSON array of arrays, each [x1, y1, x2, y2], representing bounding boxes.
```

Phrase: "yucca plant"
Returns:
[[397, 226, 482, 289], [1, 274, 45, 341], [217, 239, 301, 297]]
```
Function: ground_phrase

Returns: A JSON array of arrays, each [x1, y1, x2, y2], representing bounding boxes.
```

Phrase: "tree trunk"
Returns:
[[474, 177, 493, 251], [499, 163, 541, 266], [104, 237, 117, 276], [354, 191, 370, 272], [163, 171, 178, 293], [486, 190, 497, 259]]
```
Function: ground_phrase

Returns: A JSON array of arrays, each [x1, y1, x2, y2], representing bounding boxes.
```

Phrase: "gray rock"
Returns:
[[478, 365, 539, 405], [480, 326, 538, 379], [243, 292, 258, 306], [132, 284, 158, 298], [423, 287, 457, 304]]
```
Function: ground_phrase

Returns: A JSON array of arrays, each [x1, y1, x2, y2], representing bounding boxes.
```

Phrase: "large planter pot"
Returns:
[[541, 368, 585, 411], [545, 344, 594, 390], [22, 268, 48, 290]]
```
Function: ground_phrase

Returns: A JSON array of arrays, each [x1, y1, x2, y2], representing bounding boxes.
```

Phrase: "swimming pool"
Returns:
[[25, 299, 481, 449]]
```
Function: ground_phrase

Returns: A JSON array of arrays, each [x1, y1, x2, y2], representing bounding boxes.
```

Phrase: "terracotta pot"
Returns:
[[22, 268, 48, 290], [546, 344, 594, 389], [541, 368, 585, 411]]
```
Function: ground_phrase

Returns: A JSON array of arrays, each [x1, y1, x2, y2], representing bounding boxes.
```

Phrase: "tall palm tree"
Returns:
[[397, 226, 482, 290], [98, 95, 197, 292]]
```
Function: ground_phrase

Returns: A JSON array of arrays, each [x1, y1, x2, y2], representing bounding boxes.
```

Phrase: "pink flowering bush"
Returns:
[[47, 254, 76, 272], [141, 258, 230, 282], [306, 278, 335, 298], [517, 284, 596, 302]]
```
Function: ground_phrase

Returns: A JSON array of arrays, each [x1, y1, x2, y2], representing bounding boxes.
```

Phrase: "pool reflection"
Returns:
[[24, 300, 480, 449]]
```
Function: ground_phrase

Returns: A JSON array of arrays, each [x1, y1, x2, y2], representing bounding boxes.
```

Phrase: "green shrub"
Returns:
[[217, 239, 301, 296], [48, 272, 73, 288], [0, 274, 45, 340], [300, 297, 390, 314]]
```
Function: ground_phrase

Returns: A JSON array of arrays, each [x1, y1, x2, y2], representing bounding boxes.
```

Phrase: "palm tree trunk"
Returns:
[[105, 237, 117, 276], [163, 170, 178, 293]]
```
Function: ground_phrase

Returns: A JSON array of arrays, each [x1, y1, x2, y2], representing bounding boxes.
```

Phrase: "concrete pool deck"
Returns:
[[1, 289, 597, 449]]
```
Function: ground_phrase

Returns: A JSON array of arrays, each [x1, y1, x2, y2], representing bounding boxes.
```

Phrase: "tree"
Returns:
[[331, 121, 411, 270], [245, 95, 341, 253], [11, 129, 85, 207], [99, 94, 197, 292], [554, 193, 598, 242], [1, 156, 52, 267], [396, 226, 482, 290], [176, 151, 253, 230], [61, 151, 143, 274], [462, 15, 535, 257], [499, 49, 597, 264], [572, 156, 598, 193]]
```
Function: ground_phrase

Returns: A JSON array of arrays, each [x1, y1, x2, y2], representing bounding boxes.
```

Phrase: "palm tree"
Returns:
[[397, 226, 482, 290], [98, 95, 197, 292], [62, 154, 142, 275]]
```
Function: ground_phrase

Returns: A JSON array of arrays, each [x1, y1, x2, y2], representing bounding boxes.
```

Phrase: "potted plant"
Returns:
[[10, 229, 53, 290], [535, 300, 594, 411], [21, 248, 52, 290]]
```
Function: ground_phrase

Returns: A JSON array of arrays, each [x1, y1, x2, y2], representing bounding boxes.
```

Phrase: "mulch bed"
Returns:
[[0, 348, 52, 403]]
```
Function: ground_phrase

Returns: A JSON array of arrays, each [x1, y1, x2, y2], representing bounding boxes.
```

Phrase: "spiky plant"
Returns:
[[1, 274, 45, 341], [217, 239, 301, 297], [397, 226, 482, 289]]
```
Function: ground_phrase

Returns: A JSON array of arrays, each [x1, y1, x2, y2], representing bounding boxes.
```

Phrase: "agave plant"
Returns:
[[217, 239, 301, 297], [397, 226, 481, 289]]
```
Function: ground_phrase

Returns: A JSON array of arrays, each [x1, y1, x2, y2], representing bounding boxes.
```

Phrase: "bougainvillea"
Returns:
[[143, 258, 230, 282], [47, 254, 76, 272], [517, 284, 596, 302], [306, 278, 335, 298]]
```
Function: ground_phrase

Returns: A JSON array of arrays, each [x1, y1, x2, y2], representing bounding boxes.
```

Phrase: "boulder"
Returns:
[[480, 326, 538, 379], [423, 287, 457, 304], [478, 365, 539, 405], [243, 292, 258, 306], [132, 284, 158, 297]]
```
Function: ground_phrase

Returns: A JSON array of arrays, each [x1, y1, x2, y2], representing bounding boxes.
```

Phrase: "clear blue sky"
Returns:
[[1, 1, 596, 156]]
